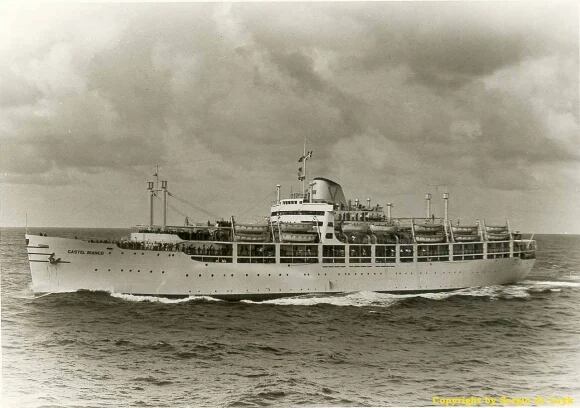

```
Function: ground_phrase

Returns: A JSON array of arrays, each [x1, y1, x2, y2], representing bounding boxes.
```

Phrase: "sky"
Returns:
[[0, 1, 579, 233]]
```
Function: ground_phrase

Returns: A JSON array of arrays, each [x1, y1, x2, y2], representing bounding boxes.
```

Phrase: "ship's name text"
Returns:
[[67, 249, 105, 255]]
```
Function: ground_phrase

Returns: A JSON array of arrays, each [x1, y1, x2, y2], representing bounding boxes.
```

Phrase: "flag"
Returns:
[[298, 155, 305, 163], [298, 166, 305, 181]]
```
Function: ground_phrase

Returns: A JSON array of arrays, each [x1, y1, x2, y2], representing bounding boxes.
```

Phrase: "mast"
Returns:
[[297, 139, 312, 199], [162, 180, 168, 230], [147, 181, 155, 226], [302, 140, 306, 197]]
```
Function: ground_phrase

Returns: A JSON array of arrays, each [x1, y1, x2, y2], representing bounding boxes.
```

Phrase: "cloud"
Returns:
[[0, 1, 578, 229]]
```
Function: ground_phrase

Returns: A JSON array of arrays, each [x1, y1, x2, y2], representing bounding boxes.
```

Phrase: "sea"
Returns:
[[2, 228, 580, 408]]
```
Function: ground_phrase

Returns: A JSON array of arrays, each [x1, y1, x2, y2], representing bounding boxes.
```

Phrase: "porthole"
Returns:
[[137, 269, 140, 272], [157, 254, 160, 257], [108, 269, 110, 272], [186, 274, 189, 277], [94, 268, 98, 271], [211, 274, 214, 277], [162, 271, 165, 274], [231, 274, 234, 277], [150, 270, 152, 273], [198, 274, 202, 277], [121, 269, 124, 272]]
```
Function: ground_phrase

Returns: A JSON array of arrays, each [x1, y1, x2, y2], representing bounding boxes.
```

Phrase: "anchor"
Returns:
[[48, 253, 62, 264]]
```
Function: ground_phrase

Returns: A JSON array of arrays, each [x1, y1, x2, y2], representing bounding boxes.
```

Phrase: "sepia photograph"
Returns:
[[1, 1, 579, 407]]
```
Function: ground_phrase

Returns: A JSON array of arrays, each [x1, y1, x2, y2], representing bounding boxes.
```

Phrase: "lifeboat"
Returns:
[[486, 225, 508, 233], [279, 223, 315, 233], [453, 234, 479, 242], [280, 232, 318, 243], [414, 223, 444, 233], [486, 232, 510, 241], [234, 233, 269, 242], [451, 225, 478, 234], [235, 224, 269, 234], [415, 234, 446, 243], [370, 224, 397, 234], [341, 223, 370, 234]]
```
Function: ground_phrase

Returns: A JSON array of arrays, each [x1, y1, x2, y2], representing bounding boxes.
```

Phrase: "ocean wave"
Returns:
[[109, 293, 223, 303], [241, 290, 463, 307], [241, 285, 537, 307], [108, 280, 577, 307]]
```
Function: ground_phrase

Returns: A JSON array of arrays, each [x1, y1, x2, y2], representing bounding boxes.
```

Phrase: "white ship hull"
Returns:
[[26, 235, 535, 299]]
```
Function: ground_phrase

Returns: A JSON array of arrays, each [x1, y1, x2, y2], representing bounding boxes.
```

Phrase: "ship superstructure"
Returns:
[[26, 151, 536, 299]]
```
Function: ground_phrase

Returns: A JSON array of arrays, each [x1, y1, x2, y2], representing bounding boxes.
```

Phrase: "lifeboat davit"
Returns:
[[415, 234, 446, 243]]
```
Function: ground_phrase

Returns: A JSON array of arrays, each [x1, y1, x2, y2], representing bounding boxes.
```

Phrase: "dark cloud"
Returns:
[[0, 2, 578, 230]]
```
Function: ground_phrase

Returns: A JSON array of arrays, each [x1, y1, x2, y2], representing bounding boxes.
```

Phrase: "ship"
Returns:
[[25, 151, 536, 299]]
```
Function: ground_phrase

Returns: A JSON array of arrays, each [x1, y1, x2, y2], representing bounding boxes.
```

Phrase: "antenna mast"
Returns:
[[297, 138, 312, 199]]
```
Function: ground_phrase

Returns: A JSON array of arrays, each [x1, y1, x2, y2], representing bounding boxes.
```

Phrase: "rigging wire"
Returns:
[[167, 191, 218, 219], [236, 190, 276, 219], [152, 194, 191, 221]]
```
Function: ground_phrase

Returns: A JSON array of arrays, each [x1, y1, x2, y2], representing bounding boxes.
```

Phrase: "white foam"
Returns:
[[522, 280, 580, 288], [110, 293, 222, 303], [242, 291, 400, 307], [241, 290, 466, 307]]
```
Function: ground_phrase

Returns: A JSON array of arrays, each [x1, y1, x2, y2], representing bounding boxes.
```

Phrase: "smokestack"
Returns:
[[366, 198, 371, 209], [387, 203, 392, 222], [425, 193, 432, 219], [276, 184, 281, 204], [162, 180, 168, 229], [443, 192, 449, 223], [148, 181, 154, 227], [354, 198, 359, 208]]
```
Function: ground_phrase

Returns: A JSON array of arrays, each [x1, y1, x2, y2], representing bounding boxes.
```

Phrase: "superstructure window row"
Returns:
[[271, 211, 325, 216]]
